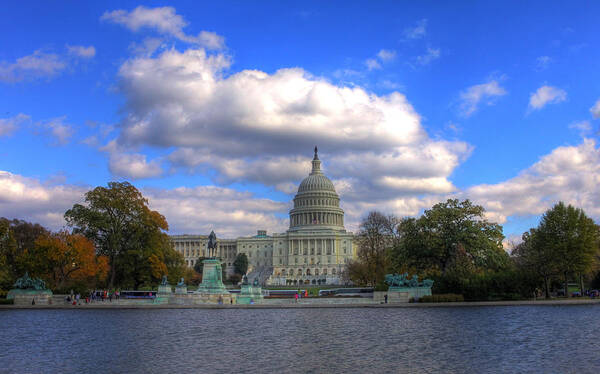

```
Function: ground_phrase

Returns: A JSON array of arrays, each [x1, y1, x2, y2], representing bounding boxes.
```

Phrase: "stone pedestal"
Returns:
[[8, 289, 53, 305], [196, 259, 229, 295], [175, 285, 187, 294], [155, 284, 172, 304], [388, 286, 432, 301], [237, 284, 263, 304]]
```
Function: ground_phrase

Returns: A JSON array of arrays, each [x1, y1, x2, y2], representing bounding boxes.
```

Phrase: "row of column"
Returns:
[[289, 238, 336, 256], [291, 212, 342, 226]]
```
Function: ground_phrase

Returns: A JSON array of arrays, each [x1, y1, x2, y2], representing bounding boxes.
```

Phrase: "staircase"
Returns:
[[246, 266, 273, 286]]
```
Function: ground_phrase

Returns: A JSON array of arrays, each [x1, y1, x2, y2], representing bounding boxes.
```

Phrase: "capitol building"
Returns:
[[170, 148, 356, 286]]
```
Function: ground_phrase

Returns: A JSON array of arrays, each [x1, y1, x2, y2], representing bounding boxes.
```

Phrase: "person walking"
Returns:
[[295, 293, 299, 303], [384, 294, 388, 304]]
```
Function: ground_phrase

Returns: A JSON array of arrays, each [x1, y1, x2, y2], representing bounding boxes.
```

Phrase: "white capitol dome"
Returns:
[[289, 147, 345, 231]]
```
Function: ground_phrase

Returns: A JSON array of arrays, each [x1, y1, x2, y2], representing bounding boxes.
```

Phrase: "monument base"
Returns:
[[237, 284, 263, 304], [155, 284, 173, 304], [388, 286, 432, 301], [175, 285, 187, 294], [196, 259, 229, 295], [8, 289, 53, 305]]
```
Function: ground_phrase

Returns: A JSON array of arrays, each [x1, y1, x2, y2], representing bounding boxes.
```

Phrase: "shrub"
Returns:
[[419, 294, 464, 302], [0, 298, 14, 305]]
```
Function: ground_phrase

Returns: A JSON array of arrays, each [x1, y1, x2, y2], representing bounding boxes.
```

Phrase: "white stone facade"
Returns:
[[170, 148, 356, 285]]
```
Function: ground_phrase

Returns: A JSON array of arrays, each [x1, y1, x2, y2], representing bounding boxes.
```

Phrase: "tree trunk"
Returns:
[[579, 273, 585, 296], [544, 276, 550, 299], [564, 272, 569, 298]]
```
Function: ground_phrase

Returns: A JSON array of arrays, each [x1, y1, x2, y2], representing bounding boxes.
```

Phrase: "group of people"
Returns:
[[294, 289, 309, 302], [65, 290, 121, 305]]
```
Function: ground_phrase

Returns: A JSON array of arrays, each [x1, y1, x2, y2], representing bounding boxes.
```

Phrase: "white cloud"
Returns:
[[535, 56, 552, 71], [377, 49, 396, 62], [0, 113, 30, 136], [528, 85, 567, 110], [416, 47, 440, 66], [67, 45, 96, 58], [2, 137, 599, 238], [569, 120, 592, 136], [108, 152, 163, 179], [146, 186, 288, 237], [365, 58, 381, 70], [365, 49, 396, 71], [114, 47, 470, 204], [0, 171, 87, 230], [590, 98, 600, 119], [129, 37, 165, 57], [101, 6, 225, 49], [100, 140, 163, 179], [403, 19, 427, 40], [459, 80, 507, 117], [462, 139, 600, 224], [0, 170, 287, 237], [37, 117, 74, 145], [0, 50, 66, 82]]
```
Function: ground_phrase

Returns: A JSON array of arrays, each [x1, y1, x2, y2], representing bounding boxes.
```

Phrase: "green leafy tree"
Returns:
[[531, 202, 599, 297], [233, 253, 248, 275], [512, 229, 557, 298], [0, 220, 17, 290], [65, 181, 183, 289], [396, 199, 507, 276]]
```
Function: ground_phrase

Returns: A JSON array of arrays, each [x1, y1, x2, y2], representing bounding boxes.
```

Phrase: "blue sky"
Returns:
[[1, 1, 599, 243]]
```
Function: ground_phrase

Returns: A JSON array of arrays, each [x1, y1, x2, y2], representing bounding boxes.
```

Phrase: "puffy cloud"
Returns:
[[416, 47, 440, 66], [462, 139, 600, 224], [146, 186, 288, 237], [590, 98, 600, 119], [403, 19, 427, 40], [2, 139, 599, 238], [114, 47, 470, 203], [0, 113, 30, 136], [101, 6, 225, 49], [0, 170, 288, 237], [67, 45, 96, 58], [0, 171, 86, 230], [528, 85, 567, 111], [0, 50, 66, 82], [108, 152, 163, 179], [100, 140, 163, 179], [459, 80, 507, 117]]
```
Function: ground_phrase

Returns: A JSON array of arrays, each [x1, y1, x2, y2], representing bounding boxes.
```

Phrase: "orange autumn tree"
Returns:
[[34, 231, 108, 290]]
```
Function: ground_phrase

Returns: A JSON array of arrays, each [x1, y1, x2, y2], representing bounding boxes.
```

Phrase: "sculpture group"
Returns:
[[13, 272, 47, 290], [385, 273, 433, 288]]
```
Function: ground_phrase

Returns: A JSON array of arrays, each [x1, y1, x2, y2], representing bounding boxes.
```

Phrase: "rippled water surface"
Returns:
[[1, 305, 600, 373]]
